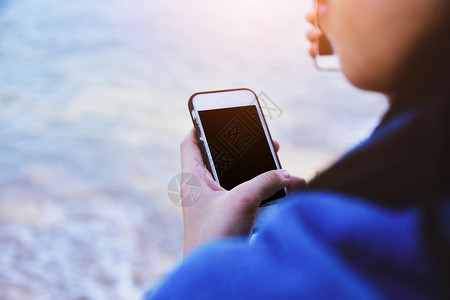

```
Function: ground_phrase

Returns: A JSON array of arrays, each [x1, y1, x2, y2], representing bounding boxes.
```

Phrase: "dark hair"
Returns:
[[388, 2, 450, 114], [307, 0, 450, 206], [305, 6, 450, 296]]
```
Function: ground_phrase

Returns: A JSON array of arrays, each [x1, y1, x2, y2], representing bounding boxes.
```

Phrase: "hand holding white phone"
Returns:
[[189, 88, 287, 205], [181, 89, 306, 255]]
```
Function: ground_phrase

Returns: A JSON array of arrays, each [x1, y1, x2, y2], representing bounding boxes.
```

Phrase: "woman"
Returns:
[[146, 0, 449, 298]]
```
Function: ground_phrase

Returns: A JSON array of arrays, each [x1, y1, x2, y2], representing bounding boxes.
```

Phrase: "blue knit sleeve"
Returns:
[[145, 192, 440, 299]]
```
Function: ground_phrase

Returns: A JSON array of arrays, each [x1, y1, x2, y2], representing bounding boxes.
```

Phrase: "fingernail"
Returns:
[[278, 169, 291, 179]]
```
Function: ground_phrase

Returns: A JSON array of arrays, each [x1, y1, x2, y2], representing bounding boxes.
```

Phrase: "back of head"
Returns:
[[307, 4, 450, 295]]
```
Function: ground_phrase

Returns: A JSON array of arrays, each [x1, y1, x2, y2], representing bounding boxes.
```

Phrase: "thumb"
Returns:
[[229, 170, 291, 207]]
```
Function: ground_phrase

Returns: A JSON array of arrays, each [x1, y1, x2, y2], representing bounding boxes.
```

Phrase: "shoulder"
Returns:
[[260, 191, 423, 251], [257, 192, 427, 267], [253, 191, 440, 298], [147, 191, 441, 299]]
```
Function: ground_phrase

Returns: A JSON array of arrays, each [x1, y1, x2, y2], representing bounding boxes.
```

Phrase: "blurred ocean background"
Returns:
[[0, 0, 387, 299]]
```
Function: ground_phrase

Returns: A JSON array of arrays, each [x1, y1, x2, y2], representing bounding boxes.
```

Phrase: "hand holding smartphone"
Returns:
[[188, 88, 287, 206], [313, 0, 341, 71]]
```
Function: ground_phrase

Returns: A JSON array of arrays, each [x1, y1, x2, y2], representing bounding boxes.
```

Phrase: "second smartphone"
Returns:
[[313, 0, 340, 71]]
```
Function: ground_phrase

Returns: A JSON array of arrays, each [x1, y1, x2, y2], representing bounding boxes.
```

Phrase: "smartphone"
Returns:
[[188, 88, 287, 206], [313, 0, 340, 71]]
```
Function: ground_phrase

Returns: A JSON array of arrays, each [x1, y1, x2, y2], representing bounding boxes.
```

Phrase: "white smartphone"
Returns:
[[313, 0, 340, 71], [188, 88, 287, 206]]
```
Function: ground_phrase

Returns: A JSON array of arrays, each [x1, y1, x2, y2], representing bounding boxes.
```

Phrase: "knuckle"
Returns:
[[260, 170, 283, 187]]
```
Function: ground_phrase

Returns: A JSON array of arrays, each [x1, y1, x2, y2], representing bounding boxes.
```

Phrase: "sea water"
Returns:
[[0, 0, 386, 299]]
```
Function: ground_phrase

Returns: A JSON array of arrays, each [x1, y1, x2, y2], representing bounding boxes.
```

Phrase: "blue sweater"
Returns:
[[146, 191, 444, 299]]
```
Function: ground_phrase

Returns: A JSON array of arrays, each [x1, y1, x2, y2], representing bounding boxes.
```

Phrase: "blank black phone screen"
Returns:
[[198, 105, 286, 205]]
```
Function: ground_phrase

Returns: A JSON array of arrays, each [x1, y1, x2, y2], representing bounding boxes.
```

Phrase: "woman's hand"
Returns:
[[305, 9, 323, 58], [180, 129, 306, 256]]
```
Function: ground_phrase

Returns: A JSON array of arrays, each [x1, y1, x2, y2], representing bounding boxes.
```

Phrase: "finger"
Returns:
[[229, 170, 291, 209], [180, 129, 220, 191], [180, 128, 204, 173], [305, 10, 316, 25], [287, 176, 307, 192], [309, 43, 318, 58], [306, 28, 322, 42], [272, 140, 280, 152]]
